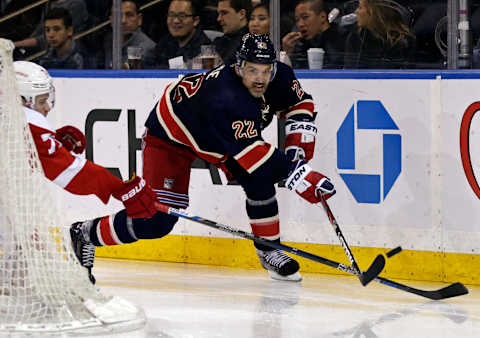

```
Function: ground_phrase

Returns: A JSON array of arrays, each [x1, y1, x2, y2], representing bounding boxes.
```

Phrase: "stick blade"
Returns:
[[386, 246, 402, 258], [423, 282, 469, 300], [360, 255, 385, 286]]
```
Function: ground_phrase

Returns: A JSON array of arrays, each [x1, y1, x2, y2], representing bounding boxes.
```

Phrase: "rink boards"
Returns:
[[49, 69, 480, 285]]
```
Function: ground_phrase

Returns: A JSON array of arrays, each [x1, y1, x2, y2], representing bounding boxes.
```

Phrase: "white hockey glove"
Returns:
[[286, 161, 335, 203], [285, 119, 317, 161]]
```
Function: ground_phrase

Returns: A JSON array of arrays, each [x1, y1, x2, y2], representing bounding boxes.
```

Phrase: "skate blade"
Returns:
[[268, 271, 302, 282]]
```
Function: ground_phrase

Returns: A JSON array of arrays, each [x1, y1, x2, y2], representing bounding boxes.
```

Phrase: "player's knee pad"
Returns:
[[132, 211, 178, 239]]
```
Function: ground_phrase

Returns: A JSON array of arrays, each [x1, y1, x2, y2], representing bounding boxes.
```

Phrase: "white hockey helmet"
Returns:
[[14, 61, 55, 109]]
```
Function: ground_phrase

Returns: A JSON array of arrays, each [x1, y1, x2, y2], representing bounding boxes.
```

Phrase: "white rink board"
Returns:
[[49, 75, 480, 254]]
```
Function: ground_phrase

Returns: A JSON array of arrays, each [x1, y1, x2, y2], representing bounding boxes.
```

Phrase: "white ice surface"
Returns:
[[86, 259, 480, 338]]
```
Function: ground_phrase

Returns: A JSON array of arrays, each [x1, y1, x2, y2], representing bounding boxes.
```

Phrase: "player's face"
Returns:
[[295, 3, 325, 40], [249, 7, 270, 35], [167, 1, 199, 41], [44, 19, 72, 49], [33, 93, 51, 117], [217, 1, 245, 34], [238, 62, 273, 98]]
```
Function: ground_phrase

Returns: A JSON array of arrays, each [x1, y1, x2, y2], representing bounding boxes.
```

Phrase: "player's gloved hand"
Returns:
[[113, 175, 158, 218], [285, 119, 317, 162], [286, 161, 335, 203], [56, 125, 86, 154]]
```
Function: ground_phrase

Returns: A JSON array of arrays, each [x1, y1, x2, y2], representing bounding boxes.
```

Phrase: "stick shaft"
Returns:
[[318, 196, 362, 274], [155, 203, 467, 300]]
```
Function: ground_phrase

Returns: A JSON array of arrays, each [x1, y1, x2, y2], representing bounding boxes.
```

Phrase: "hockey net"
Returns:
[[0, 38, 145, 334]]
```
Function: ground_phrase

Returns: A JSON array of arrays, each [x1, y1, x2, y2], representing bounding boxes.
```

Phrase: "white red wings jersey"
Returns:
[[25, 107, 123, 204]]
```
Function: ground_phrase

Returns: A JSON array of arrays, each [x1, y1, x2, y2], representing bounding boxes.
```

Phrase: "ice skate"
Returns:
[[256, 249, 302, 282], [70, 221, 96, 284]]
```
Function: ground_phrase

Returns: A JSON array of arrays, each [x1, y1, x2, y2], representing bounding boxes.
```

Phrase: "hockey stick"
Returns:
[[318, 195, 385, 286], [154, 202, 469, 300]]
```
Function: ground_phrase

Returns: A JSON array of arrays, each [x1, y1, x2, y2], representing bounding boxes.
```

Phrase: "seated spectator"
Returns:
[[14, 0, 90, 51], [37, 8, 89, 69], [281, 0, 345, 69], [0, 0, 8, 14], [144, 0, 211, 69], [100, 0, 155, 69], [213, 0, 251, 64], [249, 2, 269, 35], [344, 0, 416, 69]]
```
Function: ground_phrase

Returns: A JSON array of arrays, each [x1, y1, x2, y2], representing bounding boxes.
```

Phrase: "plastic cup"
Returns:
[[127, 46, 143, 69], [307, 48, 325, 69]]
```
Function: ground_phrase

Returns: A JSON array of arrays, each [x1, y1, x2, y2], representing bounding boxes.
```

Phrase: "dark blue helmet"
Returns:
[[236, 33, 277, 65]]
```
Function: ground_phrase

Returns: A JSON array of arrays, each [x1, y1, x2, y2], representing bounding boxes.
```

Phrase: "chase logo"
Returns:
[[337, 101, 401, 204]]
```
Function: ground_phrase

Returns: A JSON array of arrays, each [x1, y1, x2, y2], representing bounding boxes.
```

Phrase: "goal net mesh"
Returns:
[[0, 38, 145, 334]]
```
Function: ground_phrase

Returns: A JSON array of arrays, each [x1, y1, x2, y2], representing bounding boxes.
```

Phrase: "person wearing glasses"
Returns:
[[144, 0, 211, 69], [100, 0, 155, 69]]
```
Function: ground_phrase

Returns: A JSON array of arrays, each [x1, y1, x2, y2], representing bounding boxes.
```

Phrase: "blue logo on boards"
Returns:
[[337, 101, 402, 204]]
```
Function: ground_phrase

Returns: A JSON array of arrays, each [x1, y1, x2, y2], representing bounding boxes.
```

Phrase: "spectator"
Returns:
[[213, 0, 251, 64], [14, 0, 90, 51], [249, 2, 269, 35], [344, 0, 416, 69], [37, 8, 88, 69], [101, 0, 155, 69], [0, 0, 42, 49], [144, 0, 211, 69], [281, 0, 345, 69], [0, 0, 12, 15]]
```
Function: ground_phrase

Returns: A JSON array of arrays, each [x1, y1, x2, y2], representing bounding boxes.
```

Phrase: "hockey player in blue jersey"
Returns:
[[71, 33, 335, 282]]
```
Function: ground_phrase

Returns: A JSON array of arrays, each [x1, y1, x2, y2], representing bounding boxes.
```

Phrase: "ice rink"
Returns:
[[91, 258, 480, 338]]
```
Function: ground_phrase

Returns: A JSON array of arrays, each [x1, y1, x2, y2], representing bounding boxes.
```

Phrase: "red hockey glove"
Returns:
[[112, 175, 158, 218], [285, 119, 317, 162], [286, 161, 335, 203], [56, 125, 86, 154]]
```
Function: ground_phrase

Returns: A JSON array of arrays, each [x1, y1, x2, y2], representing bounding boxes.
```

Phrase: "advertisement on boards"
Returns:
[[49, 75, 480, 254]]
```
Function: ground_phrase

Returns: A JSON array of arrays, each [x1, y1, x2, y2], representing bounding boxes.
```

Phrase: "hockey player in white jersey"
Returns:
[[14, 61, 158, 283]]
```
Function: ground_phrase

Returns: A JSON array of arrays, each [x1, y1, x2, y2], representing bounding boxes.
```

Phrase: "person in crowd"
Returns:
[[213, 0, 251, 64], [281, 0, 345, 69], [248, 2, 270, 35], [143, 0, 211, 69], [344, 0, 416, 69], [37, 8, 88, 69], [100, 0, 155, 69], [14, 0, 90, 52]]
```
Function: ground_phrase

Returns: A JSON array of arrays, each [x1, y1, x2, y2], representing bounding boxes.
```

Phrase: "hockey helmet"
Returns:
[[237, 33, 276, 65], [236, 33, 277, 81], [14, 61, 55, 109]]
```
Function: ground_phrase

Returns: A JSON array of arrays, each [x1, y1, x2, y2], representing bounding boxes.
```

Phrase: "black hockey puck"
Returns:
[[386, 246, 402, 258]]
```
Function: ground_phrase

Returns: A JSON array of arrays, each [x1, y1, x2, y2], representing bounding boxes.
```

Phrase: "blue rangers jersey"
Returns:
[[145, 61, 314, 178]]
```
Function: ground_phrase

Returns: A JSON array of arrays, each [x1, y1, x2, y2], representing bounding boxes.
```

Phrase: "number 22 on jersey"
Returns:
[[232, 120, 258, 140]]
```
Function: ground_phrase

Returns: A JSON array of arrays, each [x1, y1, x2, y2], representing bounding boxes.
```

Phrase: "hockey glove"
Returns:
[[285, 119, 317, 162], [112, 175, 158, 218], [56, 125, 86, 154], [286, 161, 335, 203]]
